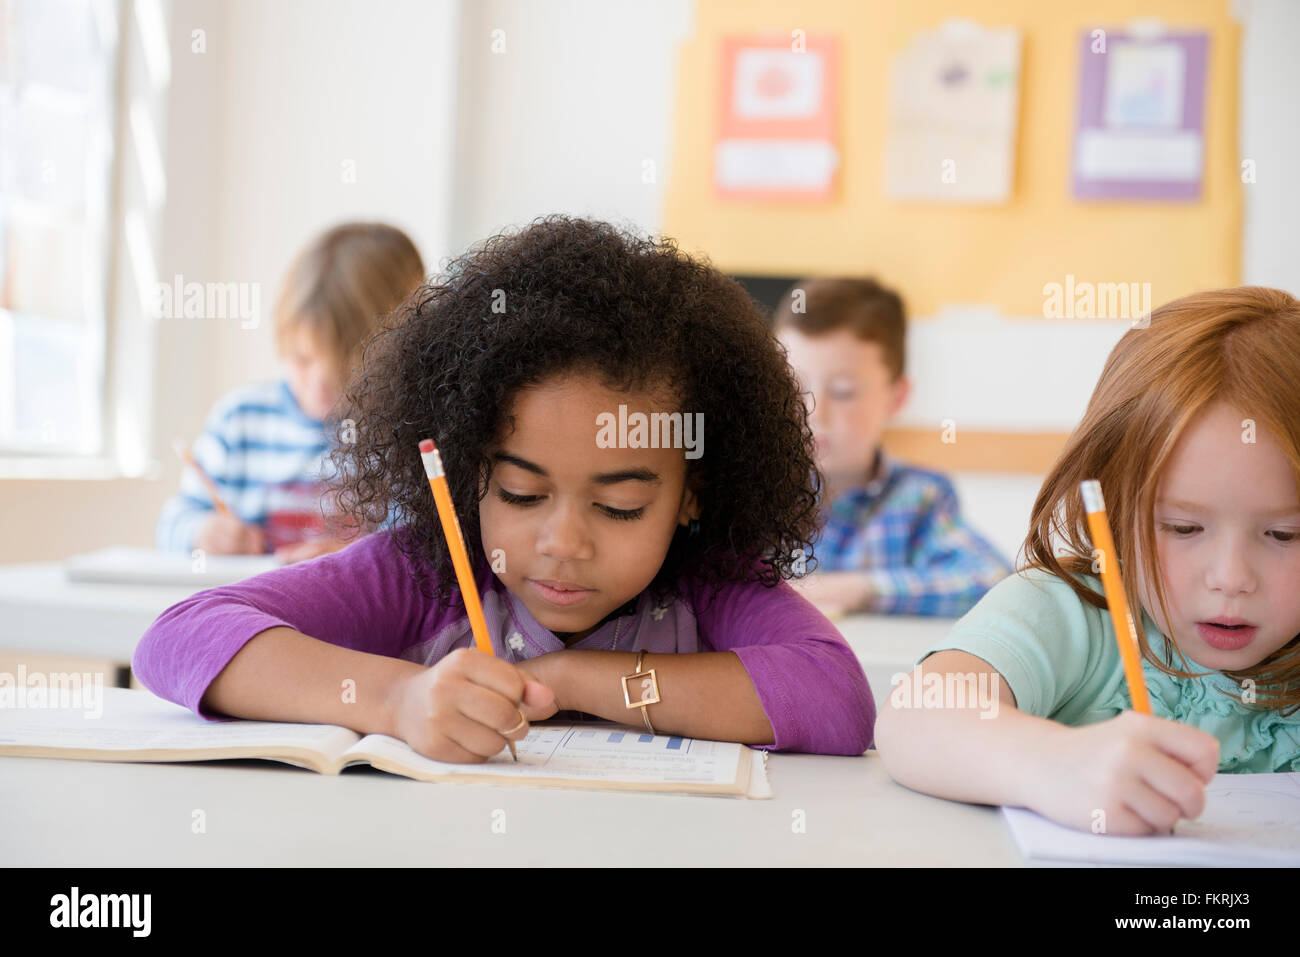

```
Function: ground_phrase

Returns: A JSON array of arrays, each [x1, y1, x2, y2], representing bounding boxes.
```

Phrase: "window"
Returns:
[[0, 0, 120, 457]]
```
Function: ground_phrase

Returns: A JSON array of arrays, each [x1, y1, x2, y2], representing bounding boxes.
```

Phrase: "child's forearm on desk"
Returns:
[[200, 626, 422, 736], [874, 683, 1062, 807], [540, 650, 775, 746]]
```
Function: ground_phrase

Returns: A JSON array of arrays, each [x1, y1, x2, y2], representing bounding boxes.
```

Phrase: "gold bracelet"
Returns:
[[621, 649, 660, 735]]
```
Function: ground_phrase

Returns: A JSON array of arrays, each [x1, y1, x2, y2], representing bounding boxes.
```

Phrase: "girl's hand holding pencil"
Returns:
[[388, 648, 557, 764], [416, 437, 557, 762], [1017, 479, 1221, 836], [1027, 710, 1219, 836]]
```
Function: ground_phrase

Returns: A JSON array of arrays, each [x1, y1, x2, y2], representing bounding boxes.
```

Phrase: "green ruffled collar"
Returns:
[[1138, 633, 1300, 773]]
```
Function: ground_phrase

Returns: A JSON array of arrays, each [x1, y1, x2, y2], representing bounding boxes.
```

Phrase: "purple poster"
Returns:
[[1072, 30, 1208, 200]]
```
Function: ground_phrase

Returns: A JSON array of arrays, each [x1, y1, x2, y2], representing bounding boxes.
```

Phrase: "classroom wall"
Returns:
[[662, 0, 1244, 318], [203, 0, 460, 384], [1240, 0, 1300, 293], [3, 0, 1299, 568], [448, 0, 694, 251], [2, 0, 461, 563]]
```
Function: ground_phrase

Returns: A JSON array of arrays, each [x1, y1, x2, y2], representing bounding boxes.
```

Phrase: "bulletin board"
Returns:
[[662, 0, 1241, 320]]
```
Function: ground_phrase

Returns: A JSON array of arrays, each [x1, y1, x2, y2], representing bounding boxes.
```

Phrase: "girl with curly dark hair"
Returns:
[[135, 216, 875, 763]]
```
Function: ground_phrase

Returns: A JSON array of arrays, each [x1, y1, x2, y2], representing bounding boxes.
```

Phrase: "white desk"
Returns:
[[836, 614, 958, 708], [0, 568, 1009, 865], [0, 750, 1023, 866], [0, 561, 197, 663]]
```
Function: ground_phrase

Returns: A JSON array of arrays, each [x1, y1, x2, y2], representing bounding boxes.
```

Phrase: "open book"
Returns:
[[0, 688, 770, 798], [63, 546, 282, 587], [1003, 773, 1300, 866]]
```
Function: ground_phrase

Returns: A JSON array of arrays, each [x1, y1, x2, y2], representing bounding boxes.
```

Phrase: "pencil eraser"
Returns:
[[418, 439, 434, 454]]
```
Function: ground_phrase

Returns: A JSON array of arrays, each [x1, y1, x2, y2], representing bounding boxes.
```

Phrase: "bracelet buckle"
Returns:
[[621, 650, 661, 709]]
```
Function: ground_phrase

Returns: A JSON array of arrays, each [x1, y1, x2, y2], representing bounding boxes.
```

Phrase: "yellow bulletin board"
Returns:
[[662, 0, 1242, 320]]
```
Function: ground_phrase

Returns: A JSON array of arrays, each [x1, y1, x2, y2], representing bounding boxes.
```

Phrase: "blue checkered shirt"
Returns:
[[811, 449, 1013, 617]]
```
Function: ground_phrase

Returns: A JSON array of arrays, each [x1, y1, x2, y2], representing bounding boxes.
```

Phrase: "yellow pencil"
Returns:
[[419, 438, 518, 760], [1080, 479, 1152, 715], [171, 437, 231, 516]]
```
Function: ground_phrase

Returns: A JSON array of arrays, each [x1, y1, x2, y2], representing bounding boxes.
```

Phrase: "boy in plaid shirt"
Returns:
[[776, 278, 1011, 617]]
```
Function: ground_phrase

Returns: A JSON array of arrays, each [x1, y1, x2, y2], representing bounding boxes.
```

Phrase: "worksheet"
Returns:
[[1002, 773, 1300, 866], [352, 724, 767, 793]]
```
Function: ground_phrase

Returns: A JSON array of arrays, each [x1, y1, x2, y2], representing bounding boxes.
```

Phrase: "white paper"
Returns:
[[63, 545, 282, 586], [353, 724, 751, 787], [733, 49, 825, 119], [1075, 129, 1201, 181], [1104, 40, 1186, 128], [714, 140, 838, 191], [1003, 773, 1300, 866]]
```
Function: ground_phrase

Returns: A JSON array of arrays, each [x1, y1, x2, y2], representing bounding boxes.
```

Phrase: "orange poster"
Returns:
[[714, 34, 839, 200]]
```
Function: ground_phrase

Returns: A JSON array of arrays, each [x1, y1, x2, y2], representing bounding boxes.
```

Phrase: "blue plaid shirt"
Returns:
[[812, 449, 1012, 617]]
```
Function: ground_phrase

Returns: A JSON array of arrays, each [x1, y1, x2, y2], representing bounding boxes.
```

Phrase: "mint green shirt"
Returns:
[[921, 567, 1300, 773]]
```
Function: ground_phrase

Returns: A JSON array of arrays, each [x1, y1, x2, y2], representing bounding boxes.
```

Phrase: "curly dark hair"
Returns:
[[326, 215, 823, 607]]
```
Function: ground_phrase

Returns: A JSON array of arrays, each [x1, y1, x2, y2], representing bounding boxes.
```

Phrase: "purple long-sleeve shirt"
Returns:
[[132, 529, 875, 754]]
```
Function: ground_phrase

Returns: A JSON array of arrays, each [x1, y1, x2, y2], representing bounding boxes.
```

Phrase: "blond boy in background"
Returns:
[[157, 222, 424, 563]]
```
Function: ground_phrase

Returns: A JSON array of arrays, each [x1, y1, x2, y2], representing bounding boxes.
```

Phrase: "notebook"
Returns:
[[0, 687, 771, 798], [63, 546, 282, 586], [1002, 773, 1300, 866]]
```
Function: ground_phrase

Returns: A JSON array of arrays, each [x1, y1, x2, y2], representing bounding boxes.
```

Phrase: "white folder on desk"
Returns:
[[63, 547, 281, 587]]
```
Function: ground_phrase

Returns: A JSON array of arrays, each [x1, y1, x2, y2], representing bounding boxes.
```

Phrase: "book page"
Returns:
[[1002, 772, 1300, 866], [346, 723, 764, 796], [0, 687, 360, 761]]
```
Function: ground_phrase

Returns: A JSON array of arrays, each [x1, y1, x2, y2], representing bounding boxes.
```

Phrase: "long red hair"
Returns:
[[1022, 287, 1300, 712]]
